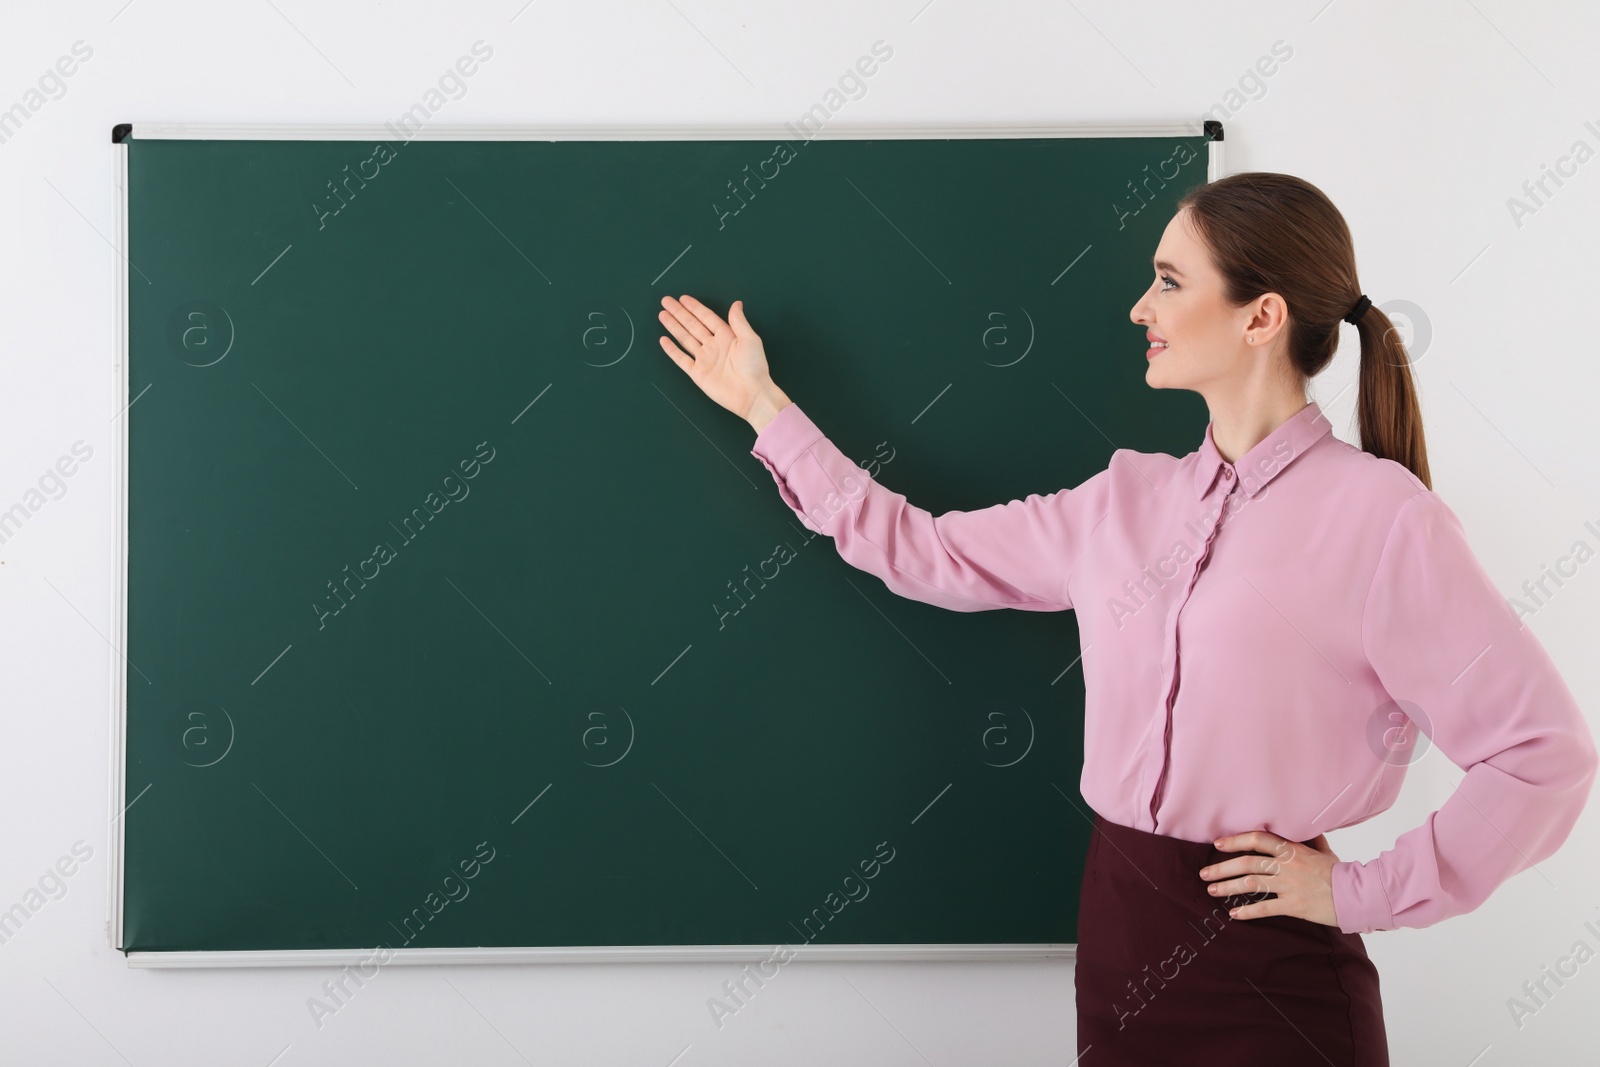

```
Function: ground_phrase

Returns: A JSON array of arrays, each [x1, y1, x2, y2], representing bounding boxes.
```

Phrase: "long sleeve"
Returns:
[[749, 401, 1113, 612], [1330, 490, 1599, 934]]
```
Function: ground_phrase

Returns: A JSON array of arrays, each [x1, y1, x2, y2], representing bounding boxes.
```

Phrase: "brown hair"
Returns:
[[1174, 171, 1431, 489]]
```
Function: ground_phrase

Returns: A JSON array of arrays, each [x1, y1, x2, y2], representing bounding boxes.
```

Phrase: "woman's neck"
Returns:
[[1204, 387, 1311, 464]]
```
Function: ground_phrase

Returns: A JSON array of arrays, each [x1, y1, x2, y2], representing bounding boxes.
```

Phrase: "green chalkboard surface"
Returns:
[[120, 128, 1213, 956]]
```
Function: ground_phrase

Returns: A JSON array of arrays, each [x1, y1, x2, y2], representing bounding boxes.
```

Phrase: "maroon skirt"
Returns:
[[1076, 811, 1389, 1065]]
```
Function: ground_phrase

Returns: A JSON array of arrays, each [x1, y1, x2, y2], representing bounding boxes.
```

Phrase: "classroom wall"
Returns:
[[3, 1, 1597, 1063]]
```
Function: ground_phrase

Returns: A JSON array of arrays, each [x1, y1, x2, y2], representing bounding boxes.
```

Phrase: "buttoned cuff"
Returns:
[[1331, 857, 1397, 934], [750, 402, 825, 519], [751, 401, 822, 475]]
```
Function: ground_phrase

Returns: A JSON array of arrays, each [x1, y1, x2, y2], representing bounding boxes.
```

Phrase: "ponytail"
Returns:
[[1354, 306, 1430, 489]]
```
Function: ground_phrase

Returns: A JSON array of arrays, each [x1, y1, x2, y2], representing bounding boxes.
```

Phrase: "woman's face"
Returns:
[[1129, 208, 1271, 394]]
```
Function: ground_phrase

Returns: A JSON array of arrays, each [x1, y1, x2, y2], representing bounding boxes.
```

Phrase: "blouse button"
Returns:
[[1223, 468, 1233, 479]]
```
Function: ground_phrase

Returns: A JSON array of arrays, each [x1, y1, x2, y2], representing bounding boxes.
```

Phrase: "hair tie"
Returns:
[[1343, 294, 1372, 325]]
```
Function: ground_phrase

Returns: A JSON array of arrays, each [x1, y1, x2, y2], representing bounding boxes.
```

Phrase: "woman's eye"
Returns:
[[1159, 274, 1178, 291]]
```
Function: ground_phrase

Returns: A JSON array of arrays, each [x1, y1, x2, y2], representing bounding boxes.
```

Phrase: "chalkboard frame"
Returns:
[[110, 121, 1226, 968]]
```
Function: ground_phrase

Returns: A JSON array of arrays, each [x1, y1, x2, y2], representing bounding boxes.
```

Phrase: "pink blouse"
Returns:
[[750, 398, 1597, 935]]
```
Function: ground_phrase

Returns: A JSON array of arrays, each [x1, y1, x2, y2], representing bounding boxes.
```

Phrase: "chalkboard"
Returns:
[[112, 123, 1218, 963]]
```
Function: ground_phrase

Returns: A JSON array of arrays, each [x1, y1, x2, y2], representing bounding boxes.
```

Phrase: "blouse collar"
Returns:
[[1193, 400, 1334, 499]]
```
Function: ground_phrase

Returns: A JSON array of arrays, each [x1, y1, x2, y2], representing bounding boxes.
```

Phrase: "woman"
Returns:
[[656, 171, 1597, 1065]]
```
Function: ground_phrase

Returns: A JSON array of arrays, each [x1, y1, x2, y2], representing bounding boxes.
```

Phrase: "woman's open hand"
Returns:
[[658, 295, 789, 431]]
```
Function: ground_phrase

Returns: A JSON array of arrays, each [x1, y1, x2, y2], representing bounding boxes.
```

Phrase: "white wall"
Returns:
[[3, 1, 1598, 1063]]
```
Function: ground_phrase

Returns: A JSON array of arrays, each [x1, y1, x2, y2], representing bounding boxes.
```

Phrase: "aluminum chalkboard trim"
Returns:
[[109, 136, 130, 953], [128, 942, 1078, 969], [116, 121, 1220, 141]]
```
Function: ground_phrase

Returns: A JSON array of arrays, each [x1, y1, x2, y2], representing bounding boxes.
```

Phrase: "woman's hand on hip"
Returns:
[[658, 295, 789, 432], [1197, 830, 1342, 927]]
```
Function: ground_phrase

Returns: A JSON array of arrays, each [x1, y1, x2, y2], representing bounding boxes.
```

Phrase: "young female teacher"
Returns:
[[656, 171, 1598, 1066]]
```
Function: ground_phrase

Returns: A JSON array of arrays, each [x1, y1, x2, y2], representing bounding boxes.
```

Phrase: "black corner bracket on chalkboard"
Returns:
[[112, 123, 132, 144]]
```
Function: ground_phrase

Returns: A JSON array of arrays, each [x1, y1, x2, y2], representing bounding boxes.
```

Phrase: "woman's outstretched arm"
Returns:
[[659, 295, 1114, 613]]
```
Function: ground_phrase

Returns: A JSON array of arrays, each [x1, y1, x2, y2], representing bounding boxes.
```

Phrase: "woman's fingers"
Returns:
[[675, 294, 728, 337], [660, 298, 711, 346], [658, 308, 705, 357]]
